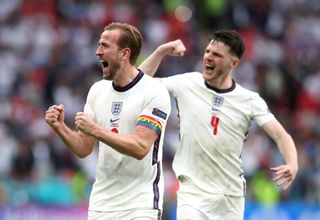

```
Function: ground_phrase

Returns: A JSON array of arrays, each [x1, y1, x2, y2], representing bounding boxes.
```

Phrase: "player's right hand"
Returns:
[[159, 39, 186, 57], [45, 104, 65, 129]]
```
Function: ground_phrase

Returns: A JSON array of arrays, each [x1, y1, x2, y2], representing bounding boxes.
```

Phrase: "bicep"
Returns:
[[135, 125, 159, 150]]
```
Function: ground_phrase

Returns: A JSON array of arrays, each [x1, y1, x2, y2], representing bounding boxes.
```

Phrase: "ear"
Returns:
[[121, 48, 131, 61], [230, 57, 240, 68]]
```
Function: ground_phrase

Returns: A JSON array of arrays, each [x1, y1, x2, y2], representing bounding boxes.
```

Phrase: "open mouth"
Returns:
[[205, 64, 215, 71], [100, 60, 109, 68]]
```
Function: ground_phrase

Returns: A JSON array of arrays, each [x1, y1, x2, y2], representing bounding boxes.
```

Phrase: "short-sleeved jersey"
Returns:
[[160, 72, 274, 196], [84, 71, 171, 212]]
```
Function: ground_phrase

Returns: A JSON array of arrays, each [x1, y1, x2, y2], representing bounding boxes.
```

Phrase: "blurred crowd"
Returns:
[[0, 0, 320, 215]]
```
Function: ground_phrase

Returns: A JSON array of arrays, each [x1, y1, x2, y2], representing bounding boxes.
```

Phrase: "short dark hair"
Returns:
[[210, 30, 245, 59], [104, 22, 142, 65]]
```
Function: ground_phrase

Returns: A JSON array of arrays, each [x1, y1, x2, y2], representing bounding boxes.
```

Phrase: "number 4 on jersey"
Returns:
[[210, 116, 220, 135]]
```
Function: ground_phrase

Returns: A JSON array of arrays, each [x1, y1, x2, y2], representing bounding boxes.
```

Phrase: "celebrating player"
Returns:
[[139, 30, 298, 220], [45, 22, 171, 220]]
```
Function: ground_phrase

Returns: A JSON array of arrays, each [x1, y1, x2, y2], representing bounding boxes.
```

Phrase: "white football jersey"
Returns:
[[84, 71, 171, 212], [160, 72, 274, 196]]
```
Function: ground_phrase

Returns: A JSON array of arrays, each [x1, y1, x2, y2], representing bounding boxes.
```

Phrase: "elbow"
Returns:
[[134, 151, 148, 160], [77, 153, 89, 159], [134, 155, 144, 160], [133, 147, 149, 160], [75, 147, 93, 159]]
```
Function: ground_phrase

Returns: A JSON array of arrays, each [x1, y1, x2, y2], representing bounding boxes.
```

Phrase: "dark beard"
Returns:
[[103, 61, 120, 80]]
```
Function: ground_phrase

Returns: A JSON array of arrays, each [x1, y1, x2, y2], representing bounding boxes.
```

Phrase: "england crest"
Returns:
[[212, 95, 224, 111], [111, 101, 123, 116]]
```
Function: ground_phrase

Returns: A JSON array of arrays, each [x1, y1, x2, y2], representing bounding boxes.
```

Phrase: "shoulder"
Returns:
[[142, 73, 162, 85], [168, 71, 202, 80], [162, 71, 202, 85], [140, 74, 171, 106], [234, 83, 260, 98], [142, 74, 168, 91], [233, 83, 270, 109], [87, 79, 111, 97], [90, 79, 111, 90], [139, 74, 170, 100]]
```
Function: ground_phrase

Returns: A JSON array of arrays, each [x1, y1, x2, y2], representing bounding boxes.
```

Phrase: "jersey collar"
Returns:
[[204, 79, 236, 93], [112, 70, 144, 92]]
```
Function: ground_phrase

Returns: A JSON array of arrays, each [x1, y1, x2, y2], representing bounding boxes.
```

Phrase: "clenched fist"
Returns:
[[45, 104, 65, 129], [75, 112, 98, 136]]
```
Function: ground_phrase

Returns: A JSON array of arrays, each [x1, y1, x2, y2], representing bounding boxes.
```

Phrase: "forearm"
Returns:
[[138, 39, 186, 76], [54, 123, 95, 158], [138, 47, 166, 76], [276, 132, 298, 168], [92, 126, 154, 160], [263, 120, 298, 189], [262, 120, 298, 168]]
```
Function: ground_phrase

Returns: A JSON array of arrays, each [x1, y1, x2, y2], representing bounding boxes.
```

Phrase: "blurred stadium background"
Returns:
[[0, 0, 320, 219]]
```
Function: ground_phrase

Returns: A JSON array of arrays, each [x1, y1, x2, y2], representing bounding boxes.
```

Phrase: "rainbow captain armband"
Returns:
[[137, 115, 163, 136]]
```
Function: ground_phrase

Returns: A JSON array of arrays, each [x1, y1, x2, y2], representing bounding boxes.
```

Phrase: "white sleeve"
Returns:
[[251, 94, 275, 126], [159, 73, 191, 98], [84, 83, 97, 122], [136, 82, 171, 136]]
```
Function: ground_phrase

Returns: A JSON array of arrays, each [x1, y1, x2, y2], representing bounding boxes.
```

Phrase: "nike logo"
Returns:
[[110, 118, 120, 123]]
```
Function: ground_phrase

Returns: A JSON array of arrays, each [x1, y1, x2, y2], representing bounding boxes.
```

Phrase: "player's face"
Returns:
[[202, 40, 236, 84], [96, 29, 123, 80]]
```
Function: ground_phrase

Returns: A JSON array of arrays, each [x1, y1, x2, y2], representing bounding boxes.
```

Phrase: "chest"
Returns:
[[93, 88, 145, 130], [177, 86, 252, 135]]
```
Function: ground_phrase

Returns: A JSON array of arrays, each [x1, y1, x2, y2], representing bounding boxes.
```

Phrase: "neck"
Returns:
[[205, 74, 233, 90], [205, 79, 235, 93], [113, 65, 139, 87]]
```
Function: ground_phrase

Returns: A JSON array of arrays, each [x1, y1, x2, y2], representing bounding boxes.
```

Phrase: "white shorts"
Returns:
[[176, 177, 244, 220], [87, 208, 161, 220]]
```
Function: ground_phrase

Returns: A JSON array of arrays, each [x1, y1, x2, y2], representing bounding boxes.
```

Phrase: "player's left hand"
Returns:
[[75, 112, 98, 136], [270, 164, 298, 190]]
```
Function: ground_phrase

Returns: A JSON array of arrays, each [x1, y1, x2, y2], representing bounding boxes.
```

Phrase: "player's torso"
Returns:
[[93, 85, 143, 134], [176, 77, 253, 157], [91, 77, 156, 174], [170, 74, 254, 195], [88, 75, 166, 211]]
